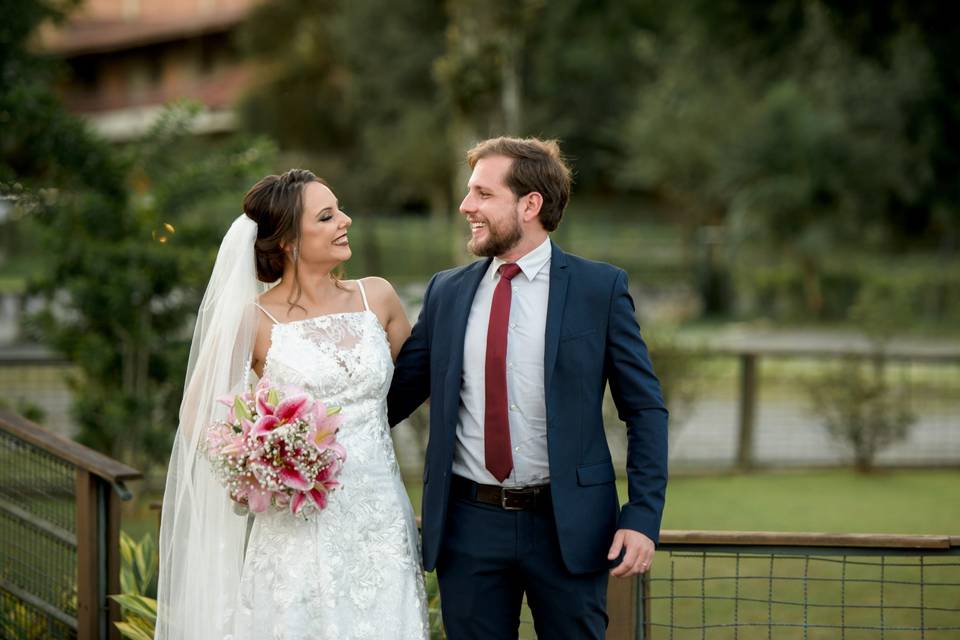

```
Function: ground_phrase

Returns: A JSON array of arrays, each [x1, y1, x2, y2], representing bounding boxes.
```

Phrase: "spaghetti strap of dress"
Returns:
[[253, 302, 280, 324], [356, 279, 370, 312]]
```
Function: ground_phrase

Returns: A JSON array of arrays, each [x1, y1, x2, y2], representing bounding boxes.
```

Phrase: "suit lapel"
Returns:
[[543, 241, 569, 394]]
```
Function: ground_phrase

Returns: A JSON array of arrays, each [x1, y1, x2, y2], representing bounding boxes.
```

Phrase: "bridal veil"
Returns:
[[155, 214, 266, 639]]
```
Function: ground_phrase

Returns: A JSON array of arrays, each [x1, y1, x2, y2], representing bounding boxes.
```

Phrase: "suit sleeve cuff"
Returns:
[[617, 507, 662, 545]]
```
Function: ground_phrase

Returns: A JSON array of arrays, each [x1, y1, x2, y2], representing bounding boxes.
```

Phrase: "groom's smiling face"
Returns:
[[460, 155, 524, 258]]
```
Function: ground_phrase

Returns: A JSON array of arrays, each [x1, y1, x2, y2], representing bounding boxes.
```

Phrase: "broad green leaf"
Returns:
[[110, 594, 158, 621], [234, 396, 252, 420], [114, 620, 154, 640]]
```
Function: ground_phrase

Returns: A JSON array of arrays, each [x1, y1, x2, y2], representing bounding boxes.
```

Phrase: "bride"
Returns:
[[155, 169, 428, 639]]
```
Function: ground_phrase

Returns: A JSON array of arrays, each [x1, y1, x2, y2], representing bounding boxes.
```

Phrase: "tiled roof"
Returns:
[[41, 6, 249, 56]]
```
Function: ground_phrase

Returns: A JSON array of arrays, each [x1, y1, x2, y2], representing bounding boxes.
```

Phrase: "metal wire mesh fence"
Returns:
[[0, 410, 141, 640], [0, 588, 75, 640], [0, 428, 78, 639], [605, 348, 960, 472], [640, 532, 960, 640]]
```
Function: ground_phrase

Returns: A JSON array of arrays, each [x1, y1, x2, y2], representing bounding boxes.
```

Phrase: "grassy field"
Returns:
[[122, 468, 960, 541], [388, 469, 960, 534], [654, 469, 960, 535]]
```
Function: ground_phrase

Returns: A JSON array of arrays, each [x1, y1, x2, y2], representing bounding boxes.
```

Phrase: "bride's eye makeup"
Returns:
[[317, 202, 344, 222]]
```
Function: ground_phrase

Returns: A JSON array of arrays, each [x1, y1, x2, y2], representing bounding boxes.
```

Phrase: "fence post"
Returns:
[[642, 571, 651, 640], [107, 479, 122, 640], [76, 470, 123, 640], [607, 574, 638, 639], [76, 469, 101, 639], [736, 353, 758, 470]]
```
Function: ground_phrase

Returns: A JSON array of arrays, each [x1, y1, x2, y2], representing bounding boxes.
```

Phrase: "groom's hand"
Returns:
[[607, 529, 655, 577]]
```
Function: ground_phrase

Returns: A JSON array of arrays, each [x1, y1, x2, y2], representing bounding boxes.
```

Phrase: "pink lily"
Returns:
[[218, 434, 247, 457], [279, 465, 312, 491], [315, 463, 342, 489], [256, 389, 275, 417], [205, 427, 229, 452], [250, 414, 280, 438], [327, 442, 347, 464], [307, 420, 341, 452], [312, 403, 344, 426], [315, 466, 331, 483], [216, 395, 237, 422], [275, 394, 311, 423], [289, 492, 306, 514], [307, 487, 328, 510]]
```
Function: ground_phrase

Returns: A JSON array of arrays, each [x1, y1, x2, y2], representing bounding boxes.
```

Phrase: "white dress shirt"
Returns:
[[452, 236, 552, 487]]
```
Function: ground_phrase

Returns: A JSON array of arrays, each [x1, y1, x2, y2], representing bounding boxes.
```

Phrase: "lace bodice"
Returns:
[[264, 311, 397, 470], [231, 292, 428, 640]]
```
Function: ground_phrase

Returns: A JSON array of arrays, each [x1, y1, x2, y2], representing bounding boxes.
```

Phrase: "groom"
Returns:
[[388, 137, 668, 638]]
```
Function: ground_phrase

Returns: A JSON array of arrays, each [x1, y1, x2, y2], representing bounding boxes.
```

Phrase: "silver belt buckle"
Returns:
[[500, 489, 537, 511]]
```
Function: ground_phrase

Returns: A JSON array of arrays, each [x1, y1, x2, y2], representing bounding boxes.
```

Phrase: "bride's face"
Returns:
[[295, 181, 352, 267]]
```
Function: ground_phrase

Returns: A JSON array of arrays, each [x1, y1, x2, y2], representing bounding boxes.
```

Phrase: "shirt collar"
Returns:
[[490, 236, 552, 282]]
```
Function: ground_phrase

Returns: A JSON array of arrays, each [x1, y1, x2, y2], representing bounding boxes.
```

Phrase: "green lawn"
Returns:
[[654, 469, 960, 535], [121, 469, 960, 559], [392, 469, 960, 536]]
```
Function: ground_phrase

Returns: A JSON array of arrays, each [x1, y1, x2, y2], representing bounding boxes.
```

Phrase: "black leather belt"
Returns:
[[451, 475, 550, 511]]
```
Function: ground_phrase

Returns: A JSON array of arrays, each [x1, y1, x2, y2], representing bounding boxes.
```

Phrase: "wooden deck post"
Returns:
[[736, 353, 758, 470], [607, 573, 638, 639], [75, 469, 102, 640]]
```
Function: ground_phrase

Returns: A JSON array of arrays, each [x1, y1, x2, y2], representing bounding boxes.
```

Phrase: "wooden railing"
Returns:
[[710, 342, 960, 470], [0, 409, 141, 640], [615, 530, 960, 639]]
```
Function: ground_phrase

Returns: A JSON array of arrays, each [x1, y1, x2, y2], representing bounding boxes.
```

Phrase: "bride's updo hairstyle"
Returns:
[[242, 168, 319, 284]]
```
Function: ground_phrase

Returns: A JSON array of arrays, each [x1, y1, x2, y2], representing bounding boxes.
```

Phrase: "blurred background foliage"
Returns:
[[2, 0, 960, 465], [231, 0, 959, 322]]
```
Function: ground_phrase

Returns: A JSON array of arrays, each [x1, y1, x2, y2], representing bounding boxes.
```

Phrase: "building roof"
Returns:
[[42, 6, 249, 57]]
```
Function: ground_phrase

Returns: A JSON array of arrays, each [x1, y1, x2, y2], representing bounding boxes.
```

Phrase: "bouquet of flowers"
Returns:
[[204, 377, 346, 517]]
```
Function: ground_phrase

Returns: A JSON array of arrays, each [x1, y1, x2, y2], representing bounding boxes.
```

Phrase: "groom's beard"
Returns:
[[468, 213, 522, 258]]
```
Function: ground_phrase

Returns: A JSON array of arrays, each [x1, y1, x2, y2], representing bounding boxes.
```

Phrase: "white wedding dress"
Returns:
[[230, 283, 428, 640]]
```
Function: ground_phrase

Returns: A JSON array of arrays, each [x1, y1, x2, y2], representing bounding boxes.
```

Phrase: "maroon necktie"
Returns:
[[485, 262, 522, 482]]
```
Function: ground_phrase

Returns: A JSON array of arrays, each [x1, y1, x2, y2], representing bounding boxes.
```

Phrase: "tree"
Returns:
[[238, 0, 452, 217], [522, 0, 656, 193], [805, 282, 917, 472], [619, 2, 936, 316], [2, 0, 125, 282], [1, 0, 122, 197], [26, 105, 275, 467]]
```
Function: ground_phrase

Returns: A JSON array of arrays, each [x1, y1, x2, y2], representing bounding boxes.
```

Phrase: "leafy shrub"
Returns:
[[110, 531, 158, 640]]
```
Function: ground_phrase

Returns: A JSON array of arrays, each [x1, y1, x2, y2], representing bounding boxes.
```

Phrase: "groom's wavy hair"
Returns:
[[242, 169, 344, 312], [466, 136, 572, 231]]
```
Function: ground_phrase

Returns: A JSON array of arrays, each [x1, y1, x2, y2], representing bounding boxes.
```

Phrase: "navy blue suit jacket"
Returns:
[[388, 242, 668, 574]]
